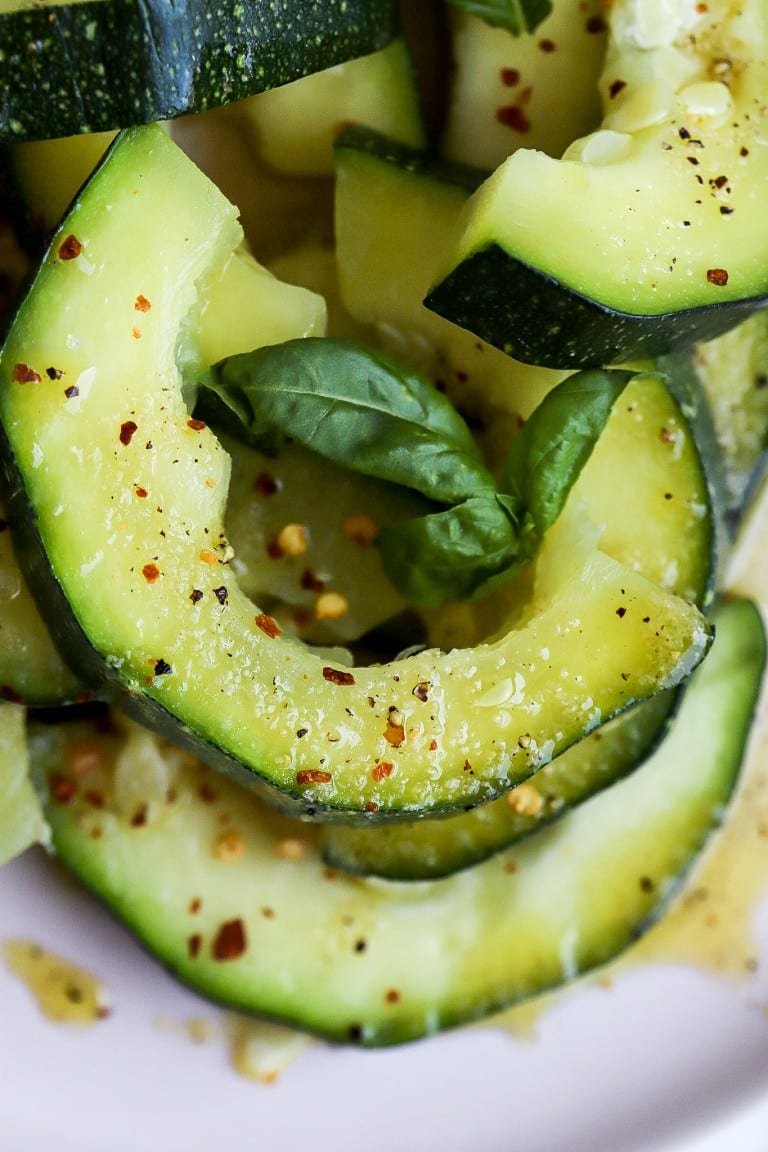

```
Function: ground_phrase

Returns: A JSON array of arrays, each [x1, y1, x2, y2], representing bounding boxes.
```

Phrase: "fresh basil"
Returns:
[[207, 340, 633, 607], [445, 0, 553, 35]]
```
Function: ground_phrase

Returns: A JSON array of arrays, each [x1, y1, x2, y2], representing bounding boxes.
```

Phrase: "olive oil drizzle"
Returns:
[[2, 938, 111, 1026]]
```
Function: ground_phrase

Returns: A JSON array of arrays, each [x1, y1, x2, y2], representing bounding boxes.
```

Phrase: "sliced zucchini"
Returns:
[[231, 37, 425, 177], [442, 2, 607, 169], [0, 125, 711, 819], [322, 366, 714, 877], [34, 597, 763, 1045], [426, 0, 768, 368], [0, 506, 83, 705], [0, 701, 48, 865], [0, 0, 398, 142]]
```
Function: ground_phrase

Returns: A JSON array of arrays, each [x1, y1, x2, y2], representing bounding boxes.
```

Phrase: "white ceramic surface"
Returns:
[[1, 833, 767, 1152]]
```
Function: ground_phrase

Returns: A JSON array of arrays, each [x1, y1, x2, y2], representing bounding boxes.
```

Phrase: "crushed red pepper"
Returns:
[[119, 420, 138, 446], [371, 761, 393, 782], [57, 234, 82, 260], [142, 563, 160, 583], [707, 268, 729, 286], [255, 613, 282, 638], [323, 667, 355, 686], [12, 363, 41, 384], [134, 294, 151, 312], [296, 769, 333, 786], [212, 918, 247, 961]]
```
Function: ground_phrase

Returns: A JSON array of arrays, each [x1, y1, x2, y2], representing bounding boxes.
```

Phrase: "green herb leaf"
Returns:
[[378, 495, 525, 608], [209, 338, 495, 507], [206, 342, 633, 609], [445, 0, 553, 35], [499, 368, 636, 538]]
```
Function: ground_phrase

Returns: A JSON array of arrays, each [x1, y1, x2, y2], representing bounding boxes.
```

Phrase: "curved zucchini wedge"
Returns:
[[426, 0, 768, 368], [0, 124, 711, 820], [33, 597, 764, 1046], [321, 366, 714, 877], [0, 0, 398, 143]]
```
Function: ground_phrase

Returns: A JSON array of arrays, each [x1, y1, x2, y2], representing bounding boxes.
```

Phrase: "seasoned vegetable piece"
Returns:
[[0, 0, 399, 142], [426, 0, 768, 367], [0, 702, 48, 865], [34, 598, 764, 1045], [0, 125, 711, 819]]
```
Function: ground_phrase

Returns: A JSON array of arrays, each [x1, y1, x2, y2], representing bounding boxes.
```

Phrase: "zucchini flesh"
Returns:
[[0, 701, 48, 864], [0, 124, 712, 820], [442, 2, 606, 169], [426, 0, 768, 368], [34, 597, 764, 1046], [0, 0, 398, 142]]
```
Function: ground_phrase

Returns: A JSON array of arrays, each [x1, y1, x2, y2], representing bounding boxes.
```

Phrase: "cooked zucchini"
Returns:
[[0, 701, 48, 864], [0, 0, 398, 142], [0, 124, 711, 819], [33, 597, 763, 1045], [426, 0, 768, 368]]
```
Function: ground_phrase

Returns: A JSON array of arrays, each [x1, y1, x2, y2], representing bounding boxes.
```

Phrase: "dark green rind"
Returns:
[[35, 598, 764, 1047], [0, 0, 398, 142], [334, 122, 487, 192], [425, 246, 768, 370]]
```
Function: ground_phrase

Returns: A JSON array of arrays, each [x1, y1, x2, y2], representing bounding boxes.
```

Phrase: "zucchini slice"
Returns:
[[0, 125, 711, 819], [0, 0, 398, 143], [0, 701, 48, 865], [426, 0, 768, 368], [441, 1, 607, 169], [34, 596, 764, 1046]]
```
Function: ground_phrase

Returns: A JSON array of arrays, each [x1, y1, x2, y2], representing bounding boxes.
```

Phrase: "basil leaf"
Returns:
[[210, 338, 497, 506], [499, 369, 636, 538], [378, 496, 524, 608], [445, 0, 553, 35]]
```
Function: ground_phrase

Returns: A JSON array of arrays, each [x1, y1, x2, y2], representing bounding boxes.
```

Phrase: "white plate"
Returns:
[[2, 728, 768, 1152]]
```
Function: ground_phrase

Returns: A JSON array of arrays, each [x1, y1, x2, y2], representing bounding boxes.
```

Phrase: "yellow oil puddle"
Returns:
[[2, 938, 111, 1026]]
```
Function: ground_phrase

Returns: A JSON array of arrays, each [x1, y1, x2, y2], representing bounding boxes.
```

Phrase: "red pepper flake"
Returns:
[[46, 366, 64, 380], [463, 759, 474, 774], [384, 989, 401, 1004], [131, 327, 142, 340], [135, 294, 152, 312], [119, 420, 138, 446], [64, 385, 79, 399], [57, 233, 82, 261], [255, 612, 282, 639], [253, 470, 280, 497], [186, 418, 206, 431], [371, 761, 393, 782], [366, 801, 379, 813], [323, 667, 355, 686], [300, 568, 325, 592], [189, 897, 202, 914], [500, 67, 520, 87], [538, 37, 556, 52], [496, 105, 531, 133], [12, 363, 41, 384], [49, 772, 76, 804], [188, 933, 203, 960], [296, 769, 333, 786], [586, 13, 607, 32], [153, 658, 173, 676], [212, 918, 247, 961], [130, 804, 148, 828], [84, 789, 105, 809], [199, 782, 217, 804], [707, 268, 729, 286], [142, 562, 161, 583], [429, 739, 438, 752], [608, 78, 626, 99], [135, 486, 148, 499]]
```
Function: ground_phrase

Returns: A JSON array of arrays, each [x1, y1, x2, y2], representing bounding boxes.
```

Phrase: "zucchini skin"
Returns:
[[425, 247, 768, 370], [0, 0, 398, 142], [34, 597, 765, 1046]]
